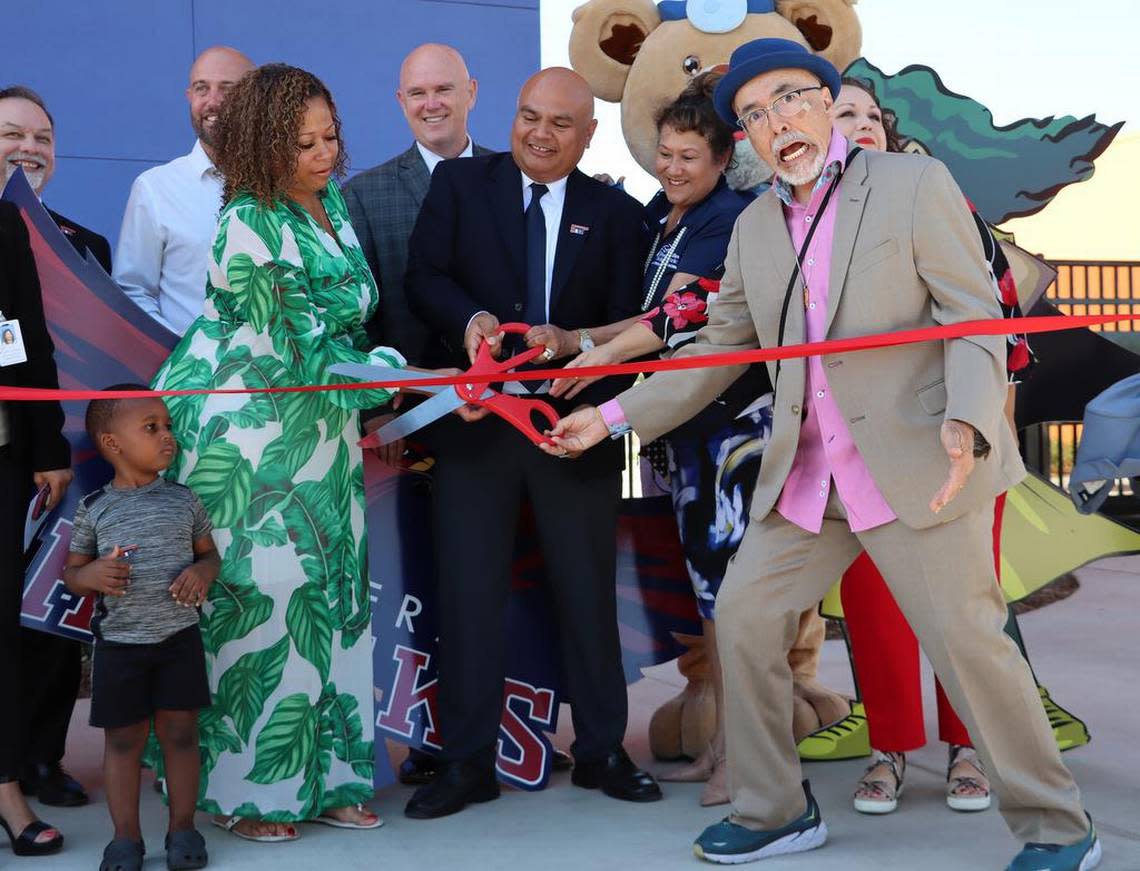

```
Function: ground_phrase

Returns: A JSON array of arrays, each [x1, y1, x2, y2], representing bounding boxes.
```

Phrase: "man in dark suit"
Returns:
[[403, 67, 659, 819], [1, 87, 111, 273], [343, 44, 491, 364], [1, 85, 106, 808]]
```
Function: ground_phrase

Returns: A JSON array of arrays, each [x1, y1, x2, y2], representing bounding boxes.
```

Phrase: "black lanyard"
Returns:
[[772, 146, 862, 389]]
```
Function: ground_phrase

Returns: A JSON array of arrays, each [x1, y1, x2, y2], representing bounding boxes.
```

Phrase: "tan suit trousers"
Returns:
[[717, 490, 1089, 845]]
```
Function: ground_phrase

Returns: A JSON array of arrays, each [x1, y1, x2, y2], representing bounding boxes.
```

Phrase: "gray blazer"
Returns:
[[343, 141, 492, 363], [620, 149, 1026, 530]]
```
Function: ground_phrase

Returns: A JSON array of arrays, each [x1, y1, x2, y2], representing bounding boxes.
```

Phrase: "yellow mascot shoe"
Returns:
[[1040, 686, 1091, 752], [797, 702, 871, 761]]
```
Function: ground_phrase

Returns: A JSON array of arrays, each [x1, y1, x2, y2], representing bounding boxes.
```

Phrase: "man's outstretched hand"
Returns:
[[540, 406, 609, 459], [930, 419, 977, 514]]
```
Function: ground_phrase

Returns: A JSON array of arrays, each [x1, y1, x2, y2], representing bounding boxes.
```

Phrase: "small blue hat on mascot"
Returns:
[[713, 37, 842, 125]]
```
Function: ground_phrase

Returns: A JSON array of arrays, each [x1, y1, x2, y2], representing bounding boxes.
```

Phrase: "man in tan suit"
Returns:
[[545, 39, 1097, 870]]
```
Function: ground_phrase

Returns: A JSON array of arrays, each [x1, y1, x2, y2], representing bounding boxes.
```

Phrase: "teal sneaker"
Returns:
[[693, 780, 827, 864], [1006, 818, 1101, 871]]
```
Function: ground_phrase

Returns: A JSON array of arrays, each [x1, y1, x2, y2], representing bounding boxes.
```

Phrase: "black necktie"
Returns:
[[524, 182, 548, 327], [521, 183, 548, 391]]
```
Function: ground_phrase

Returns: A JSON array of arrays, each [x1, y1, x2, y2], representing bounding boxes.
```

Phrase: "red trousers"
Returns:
[[839, 494, 1007, 751]]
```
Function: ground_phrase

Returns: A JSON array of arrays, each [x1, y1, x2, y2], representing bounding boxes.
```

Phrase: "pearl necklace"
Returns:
[[642, 226, 687, 312]]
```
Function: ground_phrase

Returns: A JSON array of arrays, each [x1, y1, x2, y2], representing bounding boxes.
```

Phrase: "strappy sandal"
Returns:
[[166, 828, 208, 870], [946, 744, 991, 812], [0, 817, 64, 857], [853, 750, 905, 814], [100, 837, 145, 871], [312, 804, 384, 830], [210, 815, 298, 843]]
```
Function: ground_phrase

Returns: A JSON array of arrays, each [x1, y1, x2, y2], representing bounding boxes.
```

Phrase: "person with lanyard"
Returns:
[[543, 38, 1098, 870], [547, 70, 835, 808]]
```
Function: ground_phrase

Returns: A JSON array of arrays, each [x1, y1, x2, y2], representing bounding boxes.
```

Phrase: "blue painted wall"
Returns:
[[8, 0, 540, 250]]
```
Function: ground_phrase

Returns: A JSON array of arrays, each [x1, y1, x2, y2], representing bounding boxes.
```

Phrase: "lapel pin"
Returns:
[[569, 224, 589, 236]]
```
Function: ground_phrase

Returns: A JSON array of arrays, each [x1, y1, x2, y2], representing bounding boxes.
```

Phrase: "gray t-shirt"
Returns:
[[70, 477, 213, 644]]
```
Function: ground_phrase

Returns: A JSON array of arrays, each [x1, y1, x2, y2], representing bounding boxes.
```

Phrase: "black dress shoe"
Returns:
[[398, 748, 438, 786], [405, 761, 500, 819], [571, 748, 662, 802], [551, 749, 573, 772], [20, 763, 89, 808]]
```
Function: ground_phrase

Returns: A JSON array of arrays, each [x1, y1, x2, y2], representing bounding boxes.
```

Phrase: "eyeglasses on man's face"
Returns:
[[736, 86, 826, 132]]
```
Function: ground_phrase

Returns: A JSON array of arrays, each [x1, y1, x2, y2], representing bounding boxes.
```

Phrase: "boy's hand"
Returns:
[[73, 545, 134, 597], [169, 562, 213, 607]]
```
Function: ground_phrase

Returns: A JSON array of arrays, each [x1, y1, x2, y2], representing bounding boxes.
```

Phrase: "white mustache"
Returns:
[[773, 132, 810, 152]]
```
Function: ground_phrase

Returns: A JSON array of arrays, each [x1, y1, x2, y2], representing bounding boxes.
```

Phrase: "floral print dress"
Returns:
[[638, 180, 773, 620], [151, 182, 402, 820]]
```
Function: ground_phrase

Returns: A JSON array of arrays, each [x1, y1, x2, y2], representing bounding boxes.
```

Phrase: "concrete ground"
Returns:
[[22, 555, 1140, 870]]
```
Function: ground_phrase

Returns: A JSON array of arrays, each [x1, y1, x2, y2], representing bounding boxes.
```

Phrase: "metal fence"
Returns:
[[1032, 260, 1138, 499]]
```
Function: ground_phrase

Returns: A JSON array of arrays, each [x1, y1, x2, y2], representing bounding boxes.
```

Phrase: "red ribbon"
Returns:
[[0, 313, 1134, 402]]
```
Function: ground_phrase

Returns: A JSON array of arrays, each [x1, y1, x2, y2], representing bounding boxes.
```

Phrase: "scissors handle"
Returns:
[[477, 392, 559, 446], [458, 322, 549, 401]]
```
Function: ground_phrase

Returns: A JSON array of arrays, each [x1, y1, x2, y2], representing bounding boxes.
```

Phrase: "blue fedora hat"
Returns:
[[713, 38, 841, 125]]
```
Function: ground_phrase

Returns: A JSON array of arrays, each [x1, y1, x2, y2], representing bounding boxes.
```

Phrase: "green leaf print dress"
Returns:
[[151, 182, 401, 820]]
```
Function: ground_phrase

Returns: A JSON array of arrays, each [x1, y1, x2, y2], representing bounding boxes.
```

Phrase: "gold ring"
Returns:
[[540, 347, 555, 362]]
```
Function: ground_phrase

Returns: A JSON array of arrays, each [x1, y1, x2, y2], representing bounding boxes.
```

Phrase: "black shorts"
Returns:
[[89, 624, 211, 729]]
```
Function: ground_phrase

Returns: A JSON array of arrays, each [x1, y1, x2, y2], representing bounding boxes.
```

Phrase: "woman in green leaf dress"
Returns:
[[151, 64, 401, 841]]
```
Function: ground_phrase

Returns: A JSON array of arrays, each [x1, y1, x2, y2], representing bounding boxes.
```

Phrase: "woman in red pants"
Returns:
[[832, 77, 1048, 815]]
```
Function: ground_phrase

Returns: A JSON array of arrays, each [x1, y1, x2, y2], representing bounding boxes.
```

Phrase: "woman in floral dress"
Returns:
[[152, 64, 402, 841]]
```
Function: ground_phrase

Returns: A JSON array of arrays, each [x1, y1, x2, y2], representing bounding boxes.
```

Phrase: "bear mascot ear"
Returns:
[[776, 0, 862, 72], [569, 0, 663, 102]]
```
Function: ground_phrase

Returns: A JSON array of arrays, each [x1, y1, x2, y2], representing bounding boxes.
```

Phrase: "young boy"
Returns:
[[63, 386, 218, 871]]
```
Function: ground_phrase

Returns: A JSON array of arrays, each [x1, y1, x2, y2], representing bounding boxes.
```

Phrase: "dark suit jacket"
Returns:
[[0, 201, 70, 472], [46, 208, 112, 274], [406, 152, 649, 465], [343, 141, 493, 362]]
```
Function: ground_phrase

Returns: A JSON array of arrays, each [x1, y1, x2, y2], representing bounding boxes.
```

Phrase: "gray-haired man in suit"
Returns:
[[343, 43, 491, 364]]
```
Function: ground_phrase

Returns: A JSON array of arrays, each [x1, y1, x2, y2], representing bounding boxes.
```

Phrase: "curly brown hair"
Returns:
[[213, 63, 347, 205], [839, 76, 904, 154], [655, 70, 735, 164]]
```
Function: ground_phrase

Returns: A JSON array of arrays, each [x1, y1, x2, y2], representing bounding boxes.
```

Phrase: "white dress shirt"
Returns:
[[113, 140, 223, 336], [415, 137, 473, 176]]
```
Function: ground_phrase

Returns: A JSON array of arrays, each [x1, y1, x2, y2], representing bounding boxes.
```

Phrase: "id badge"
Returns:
[[0, 318, 28, 367]]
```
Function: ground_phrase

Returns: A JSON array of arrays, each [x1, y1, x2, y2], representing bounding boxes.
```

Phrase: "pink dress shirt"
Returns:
[[773, 130, 896, 533]]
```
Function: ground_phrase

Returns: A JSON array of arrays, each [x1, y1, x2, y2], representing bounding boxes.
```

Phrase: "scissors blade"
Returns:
[[327, 363, 445, 391], [367, 386, 494, 445]]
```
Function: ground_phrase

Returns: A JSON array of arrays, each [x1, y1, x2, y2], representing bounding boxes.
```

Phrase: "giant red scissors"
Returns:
[[329, 322, 558, 448]]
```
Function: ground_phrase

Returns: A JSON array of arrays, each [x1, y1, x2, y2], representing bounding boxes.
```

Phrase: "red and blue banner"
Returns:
[[4, 169, 700, 791]]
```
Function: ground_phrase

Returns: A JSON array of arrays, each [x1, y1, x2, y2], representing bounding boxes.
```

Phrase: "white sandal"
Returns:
[[946, 745, 991, 812], [853, 750, 905, 814], [210, 815, 299, 843], [312, 804, 384, 830]]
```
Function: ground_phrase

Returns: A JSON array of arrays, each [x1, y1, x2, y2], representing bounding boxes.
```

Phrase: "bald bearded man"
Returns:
[[114, 46, 254, 335], [403, 68, 657, 819]]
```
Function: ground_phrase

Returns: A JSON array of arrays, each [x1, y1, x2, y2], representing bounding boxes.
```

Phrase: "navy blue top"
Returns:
[[639, 175, 753, 313], [639, 177, 771, 442]]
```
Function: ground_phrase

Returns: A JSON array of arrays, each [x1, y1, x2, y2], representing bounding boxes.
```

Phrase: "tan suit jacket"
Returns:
[[620, 148, 1026, 530]]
